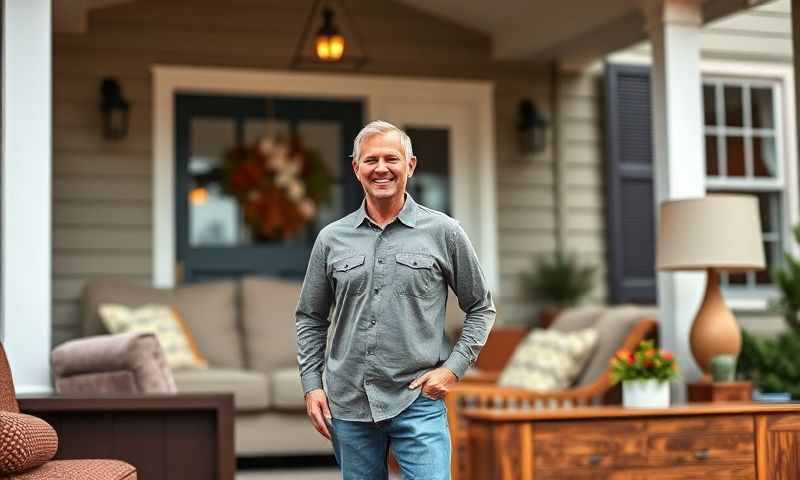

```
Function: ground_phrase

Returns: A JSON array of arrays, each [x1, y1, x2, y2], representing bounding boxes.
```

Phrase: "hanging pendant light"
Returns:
[[291, 0, 368, 70], [315, 8, 345, 61]]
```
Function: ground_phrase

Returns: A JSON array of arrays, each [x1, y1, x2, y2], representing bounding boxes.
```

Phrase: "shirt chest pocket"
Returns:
[[332, 254, 367, 296], [395, 253, 437, 298]]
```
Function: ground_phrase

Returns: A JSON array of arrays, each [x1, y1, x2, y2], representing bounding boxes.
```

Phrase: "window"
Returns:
[[703, 78, 784, 290]]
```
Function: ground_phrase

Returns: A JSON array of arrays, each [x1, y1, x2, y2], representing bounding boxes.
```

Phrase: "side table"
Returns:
[[18, 393, 234, 480]]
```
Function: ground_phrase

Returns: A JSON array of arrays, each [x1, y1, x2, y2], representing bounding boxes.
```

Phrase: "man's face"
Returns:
[[353, 131, 416, 203]]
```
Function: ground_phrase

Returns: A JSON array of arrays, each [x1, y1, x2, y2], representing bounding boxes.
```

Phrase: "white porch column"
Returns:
[[2, 0, 53, 393], [645, 0, 706, 394]]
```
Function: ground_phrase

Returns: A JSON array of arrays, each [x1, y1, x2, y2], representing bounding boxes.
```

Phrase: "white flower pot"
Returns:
[[622, 379, 670, 408]]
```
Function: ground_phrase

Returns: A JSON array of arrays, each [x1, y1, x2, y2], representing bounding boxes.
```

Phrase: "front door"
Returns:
[[175, 94, 363, 282]]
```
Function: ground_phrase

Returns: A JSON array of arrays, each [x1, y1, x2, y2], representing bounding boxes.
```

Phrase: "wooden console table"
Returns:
[[462, 403, 800, 480], [18, 393, 234, 480]]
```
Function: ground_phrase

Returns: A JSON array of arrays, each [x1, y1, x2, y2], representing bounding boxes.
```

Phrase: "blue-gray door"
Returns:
[[175, 94, 363, 282]]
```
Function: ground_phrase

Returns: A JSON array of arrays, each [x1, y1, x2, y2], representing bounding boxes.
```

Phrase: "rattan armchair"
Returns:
[[445, 307, 658, 480], [0, 343, 137, 479]]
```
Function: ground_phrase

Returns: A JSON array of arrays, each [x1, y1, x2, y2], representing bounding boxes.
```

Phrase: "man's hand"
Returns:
[[305, 388, 332, 440], [408, 367, 458, 400]]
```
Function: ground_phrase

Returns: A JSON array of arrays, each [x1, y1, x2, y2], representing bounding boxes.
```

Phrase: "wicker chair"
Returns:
[[444, 306, 658, 480], [0, 343, 137, 479]]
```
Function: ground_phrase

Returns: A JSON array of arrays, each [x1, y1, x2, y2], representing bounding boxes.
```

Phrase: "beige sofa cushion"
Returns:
[[574, 306, 658, 386], [173, 368, 269, 411], [550, 306, 605, 333], [497, 328, 599, 391], [82, 279, 244, 368], [270, 367, 306, 410], [174, 281, 242, 368], [241, 277, 303, 373]]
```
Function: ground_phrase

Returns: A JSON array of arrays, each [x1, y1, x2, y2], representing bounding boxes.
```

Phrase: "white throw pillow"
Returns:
[[99, 303, 208, 370], [497, 327, 598, 391]]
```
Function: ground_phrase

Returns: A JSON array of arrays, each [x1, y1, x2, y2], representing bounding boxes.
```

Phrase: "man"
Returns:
[[296, 120, 495, 479]]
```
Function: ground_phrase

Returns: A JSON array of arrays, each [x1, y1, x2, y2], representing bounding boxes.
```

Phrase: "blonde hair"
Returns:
[[351, 120, 414, 163]]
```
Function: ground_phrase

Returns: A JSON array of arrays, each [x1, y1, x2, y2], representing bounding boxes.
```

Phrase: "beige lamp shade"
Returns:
[[657, 194, 766, 273]]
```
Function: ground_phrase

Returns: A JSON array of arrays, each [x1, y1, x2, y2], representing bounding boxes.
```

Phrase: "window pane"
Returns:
[[703, 85, 717, 126], [756, 241, 778, 285], [405, 127, 451, 215], [753, 136, 777, 178], [751, 87, 774, 129], [705, 135, 719, 176], [724, 86, 744, 127], [725, 136, 746, 176], [189, 117, 238, 247]]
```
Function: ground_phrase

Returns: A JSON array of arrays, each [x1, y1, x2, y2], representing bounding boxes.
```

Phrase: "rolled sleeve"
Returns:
[[443, 223, 496, 379], [295, 234, 333, 395]]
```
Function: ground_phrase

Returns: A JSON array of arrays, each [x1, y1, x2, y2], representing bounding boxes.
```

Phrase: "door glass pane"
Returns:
[[189, 117, 239, 247], [724, 86, 744, 127], [751, 87, 774, 129], [244, 118, 290, 145], [297, 121, 343, 229], [405, 127, 451, 215]]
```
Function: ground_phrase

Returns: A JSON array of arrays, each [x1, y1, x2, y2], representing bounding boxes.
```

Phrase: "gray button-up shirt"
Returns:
[[295, 195, 496, 422]]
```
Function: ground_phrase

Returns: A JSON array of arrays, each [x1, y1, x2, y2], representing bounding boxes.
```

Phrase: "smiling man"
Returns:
[[295, 120, 496, 479]]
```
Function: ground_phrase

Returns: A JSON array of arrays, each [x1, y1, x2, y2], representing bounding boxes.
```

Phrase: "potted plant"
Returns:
[[521, 251, 596, 329], [610, 340, 678, 408], [735, 222, 800, 401]]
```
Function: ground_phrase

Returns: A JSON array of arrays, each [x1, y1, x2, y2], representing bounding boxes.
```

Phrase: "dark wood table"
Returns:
[[18, 393, 234, 480]]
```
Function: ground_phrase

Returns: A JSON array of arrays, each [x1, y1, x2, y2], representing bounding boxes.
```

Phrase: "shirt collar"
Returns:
[[353, 193, 418, 229]]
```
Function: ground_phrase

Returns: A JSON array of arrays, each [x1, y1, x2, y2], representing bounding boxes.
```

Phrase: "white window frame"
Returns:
[[702, 76, 786, 294], [701, 61, 799, 311]]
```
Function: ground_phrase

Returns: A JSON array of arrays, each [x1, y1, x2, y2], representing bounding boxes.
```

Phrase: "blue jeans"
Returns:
[[330, 394, 451, 480]]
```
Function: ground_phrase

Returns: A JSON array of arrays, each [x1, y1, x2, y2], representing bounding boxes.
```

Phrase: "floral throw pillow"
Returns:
[[99, 304, 208, 370], [497, 328, 598, 391]]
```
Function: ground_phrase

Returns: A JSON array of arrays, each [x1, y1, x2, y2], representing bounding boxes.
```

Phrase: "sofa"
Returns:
[[80, 276, 465, 458]]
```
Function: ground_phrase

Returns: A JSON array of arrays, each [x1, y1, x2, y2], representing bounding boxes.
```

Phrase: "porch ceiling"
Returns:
[[397, 0, 774, 62]]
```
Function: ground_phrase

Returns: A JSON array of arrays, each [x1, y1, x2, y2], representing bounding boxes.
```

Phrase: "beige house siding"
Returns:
[[52, 0, 554, 343], [622, 0, 792, 62], [558, 73, 607, 304]]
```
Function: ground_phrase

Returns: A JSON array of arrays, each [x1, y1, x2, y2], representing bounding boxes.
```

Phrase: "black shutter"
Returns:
[[604, 63, 656, 304]]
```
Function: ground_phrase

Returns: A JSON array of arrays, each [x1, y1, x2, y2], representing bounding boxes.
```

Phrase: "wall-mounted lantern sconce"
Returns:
[[517, 99, 549, 155], [100, 77, 130, 140]]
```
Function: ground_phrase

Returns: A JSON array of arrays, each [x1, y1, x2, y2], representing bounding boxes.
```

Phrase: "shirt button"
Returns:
[[373, 288, 379, 294], [371, 319, 376, 325], [378, 258, 384, 264]]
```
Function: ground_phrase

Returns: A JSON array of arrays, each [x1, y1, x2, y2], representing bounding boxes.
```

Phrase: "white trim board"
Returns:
[[151, 65, 498, 289]]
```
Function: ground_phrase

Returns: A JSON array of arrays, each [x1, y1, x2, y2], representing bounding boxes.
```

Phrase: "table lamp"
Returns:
[[656, 195, 765, 375]]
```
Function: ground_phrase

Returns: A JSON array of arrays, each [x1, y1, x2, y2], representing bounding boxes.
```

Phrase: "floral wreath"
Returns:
[[223, 135, 332, 241]]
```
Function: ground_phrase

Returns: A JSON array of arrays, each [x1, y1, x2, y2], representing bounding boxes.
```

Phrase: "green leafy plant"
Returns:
[[521, 252, 596, 308], [610, 340, 678, 384], [774, 224, 800, 332], [737, 328, 800, 399]]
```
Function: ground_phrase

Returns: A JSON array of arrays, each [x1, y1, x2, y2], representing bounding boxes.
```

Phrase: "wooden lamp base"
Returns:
[[690, 268, 742, 374]]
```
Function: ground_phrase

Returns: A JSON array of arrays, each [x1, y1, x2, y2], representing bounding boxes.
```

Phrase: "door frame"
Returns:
[[152, 65, 497, 289]]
